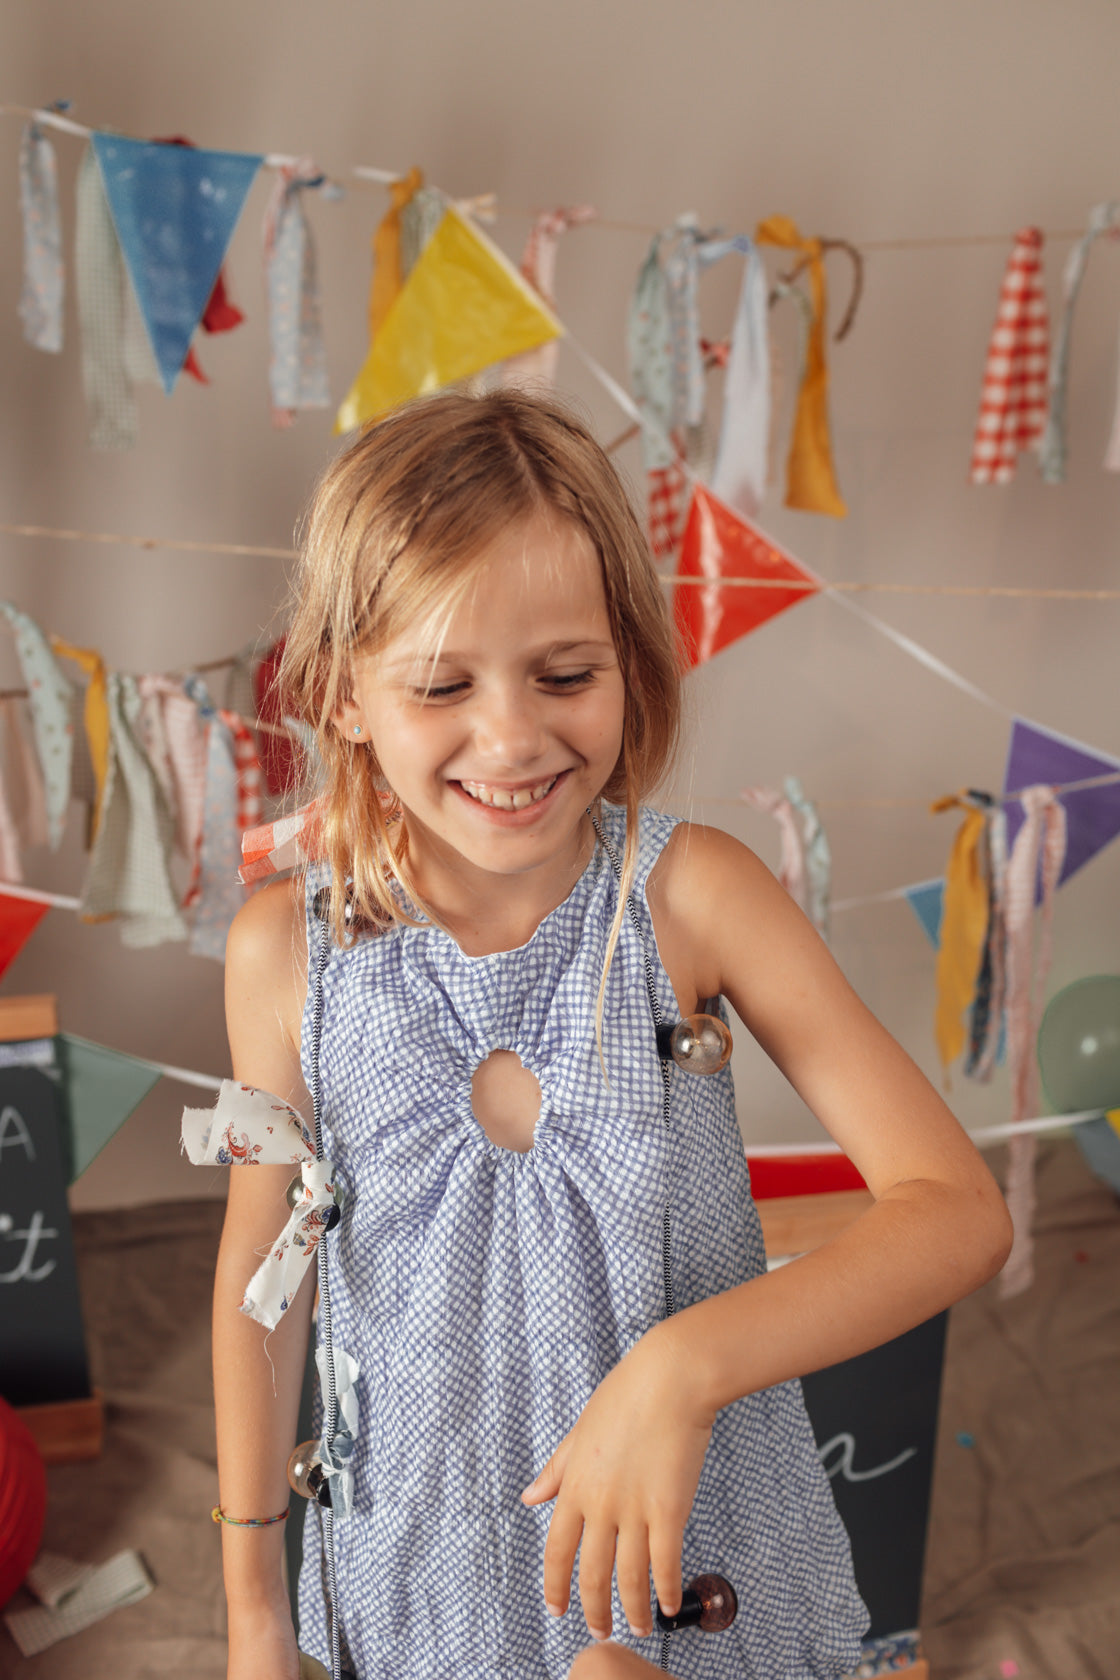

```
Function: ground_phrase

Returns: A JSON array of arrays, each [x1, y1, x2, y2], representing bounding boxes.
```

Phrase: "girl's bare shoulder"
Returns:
[[646, 821, 778, 1010], [225, 878, 309, 1072]]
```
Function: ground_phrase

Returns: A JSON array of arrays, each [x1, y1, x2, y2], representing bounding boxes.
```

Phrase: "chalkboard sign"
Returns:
[[0, 1064, 93, 1408], [802, 1311, 947, 1638]]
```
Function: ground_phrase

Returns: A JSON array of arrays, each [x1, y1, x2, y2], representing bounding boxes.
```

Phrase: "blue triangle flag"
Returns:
[[904, 878, 944, 948], [92, 133, 263, 393], [1003, 716, 1120, 888]]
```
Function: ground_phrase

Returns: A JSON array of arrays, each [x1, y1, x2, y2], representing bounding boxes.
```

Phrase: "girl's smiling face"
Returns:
[[335, 512, 626, 910]]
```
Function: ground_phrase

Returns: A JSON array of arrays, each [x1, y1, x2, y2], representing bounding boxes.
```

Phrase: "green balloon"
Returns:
[[1037, 975, 1120, 1112]]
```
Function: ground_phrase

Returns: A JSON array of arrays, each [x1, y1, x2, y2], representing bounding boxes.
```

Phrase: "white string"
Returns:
[[564, 326, 1015, 719]]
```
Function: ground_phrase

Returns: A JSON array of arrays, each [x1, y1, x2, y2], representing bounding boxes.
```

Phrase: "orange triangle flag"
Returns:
[[0, 893, 50, 979], [673, 485, 819, 669]]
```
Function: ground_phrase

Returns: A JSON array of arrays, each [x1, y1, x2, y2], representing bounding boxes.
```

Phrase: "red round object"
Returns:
[[0, 1396, 47, 1608]]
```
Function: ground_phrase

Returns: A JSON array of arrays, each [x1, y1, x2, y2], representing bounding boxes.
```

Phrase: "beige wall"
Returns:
[[1, 0, 1118, 1208]]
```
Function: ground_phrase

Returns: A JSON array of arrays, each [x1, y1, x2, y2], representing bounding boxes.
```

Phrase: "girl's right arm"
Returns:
[[215, 878, 314, 1680]]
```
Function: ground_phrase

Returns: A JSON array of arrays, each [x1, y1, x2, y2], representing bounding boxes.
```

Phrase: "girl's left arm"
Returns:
[[652, 823, 1014, 1397], [526, 824, 1012, 1643]]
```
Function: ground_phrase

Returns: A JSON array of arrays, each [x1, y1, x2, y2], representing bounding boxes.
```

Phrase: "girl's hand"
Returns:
[[521, 1326, 714, 1643]]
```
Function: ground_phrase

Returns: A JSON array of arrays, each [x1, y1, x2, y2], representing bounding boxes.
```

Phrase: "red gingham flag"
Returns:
[[970, 228, 1049, 484], [647, 455, 688, 561]]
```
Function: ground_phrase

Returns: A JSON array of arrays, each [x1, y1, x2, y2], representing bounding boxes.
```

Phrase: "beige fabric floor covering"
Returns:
[[1, 1139, 1116, 1680]]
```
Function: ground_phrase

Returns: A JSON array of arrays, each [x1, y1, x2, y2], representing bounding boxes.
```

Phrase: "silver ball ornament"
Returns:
[[287, 1439, 332, 1506], [668, 1013, 733, 1076]]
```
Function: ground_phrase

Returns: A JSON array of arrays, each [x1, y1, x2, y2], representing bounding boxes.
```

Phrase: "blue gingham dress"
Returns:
[[298, 804, 866, 1679]]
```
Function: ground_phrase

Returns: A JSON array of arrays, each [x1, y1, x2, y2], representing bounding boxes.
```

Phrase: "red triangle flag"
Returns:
[[673, 485, 819, 669], [0, 894, 50, 979]]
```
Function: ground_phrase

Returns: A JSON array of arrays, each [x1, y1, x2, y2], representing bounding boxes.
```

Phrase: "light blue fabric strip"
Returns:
[[1039, 201, 1120, 484], [267, 172, 331, 413], [627, 233, 678, 472], [784, 774, 831, 941], [18, 122, 64, 353]]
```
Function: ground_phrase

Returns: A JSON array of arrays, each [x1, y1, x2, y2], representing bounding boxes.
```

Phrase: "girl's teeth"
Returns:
[[461, 778, 556, 810]]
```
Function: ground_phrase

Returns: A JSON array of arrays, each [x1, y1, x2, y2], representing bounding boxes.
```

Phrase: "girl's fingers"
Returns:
[[648, 1523, 683, 1622], [522, 1435, 570, 1506], [577, 1520, 620, 1642], [541, 1497, 585, 1617], [614, 1524, 653, 1639]]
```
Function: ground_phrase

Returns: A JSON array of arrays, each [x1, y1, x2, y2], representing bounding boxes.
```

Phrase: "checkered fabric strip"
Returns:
[[970, 227, 1049, 484], [219, 709, 264, 832], [239, 799, 326, 882], [647, 455, 688, 560]]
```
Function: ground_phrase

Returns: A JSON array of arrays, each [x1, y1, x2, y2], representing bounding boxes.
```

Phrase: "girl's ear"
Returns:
[[331, 694, 366, 740]]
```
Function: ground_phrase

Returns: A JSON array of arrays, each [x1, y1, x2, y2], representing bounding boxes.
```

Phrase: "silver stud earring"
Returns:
[[353, 725, 363, 737]]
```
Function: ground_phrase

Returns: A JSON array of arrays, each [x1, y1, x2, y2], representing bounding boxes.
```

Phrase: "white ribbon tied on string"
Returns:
[[181, 1080, 336, 1328]]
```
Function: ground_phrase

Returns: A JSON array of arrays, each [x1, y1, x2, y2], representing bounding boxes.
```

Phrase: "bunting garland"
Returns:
[[90, 133, 263, 394], [334, 204, 562, 433], [673, 484, 820, 668], [3, 113, 1120, 1308], [0, 893, 50, 978]]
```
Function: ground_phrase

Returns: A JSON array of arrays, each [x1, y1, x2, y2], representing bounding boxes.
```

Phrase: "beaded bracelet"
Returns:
[[211, 1505, 290, 1527]]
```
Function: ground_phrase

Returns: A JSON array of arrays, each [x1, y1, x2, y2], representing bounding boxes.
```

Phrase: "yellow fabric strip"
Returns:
[[756, 213, 847, 517], [932, 795, 990, 1070], [367, 166, 424, 344], [51, 636, 109, 836]]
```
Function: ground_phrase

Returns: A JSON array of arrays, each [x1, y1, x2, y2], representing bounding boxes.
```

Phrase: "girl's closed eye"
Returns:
[[421, 679, 471, 701], [541, 668, 596, 690]]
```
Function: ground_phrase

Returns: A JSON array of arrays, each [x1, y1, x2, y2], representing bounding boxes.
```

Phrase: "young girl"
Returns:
[[206, 388, 1011, 1680]]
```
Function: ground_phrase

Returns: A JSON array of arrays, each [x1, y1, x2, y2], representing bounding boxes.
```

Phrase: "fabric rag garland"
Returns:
[[969, 228, 1049, 485], [0, 759, 22, 883], [628, 219, 771, 557], [238, 800, 325, 883], [932, 784, 1067, 1296], [18, 120, 64, 353], [74, 145, 138, 450], [262, 158, 336, 426], [1, 698, 50, 851], [1000, 786, 1066, 1296], [79, 673, 187, 947], [181, 675, 262, 961], [932, 793, 991, 1074], [135, 675, 209, 868], [502, 204, 596, 389], [740, 778, 831, 939], [962, 797, 1008, 1083], [181, 1079, 332, 1328], [51, 637, 110, 835], [755, 214, 846, 517], [0, 603, 72, 850], [1039, 201, 1120, 484]]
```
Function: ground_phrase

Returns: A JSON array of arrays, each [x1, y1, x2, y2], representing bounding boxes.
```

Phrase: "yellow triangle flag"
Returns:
[[335, 206, 562, 433]]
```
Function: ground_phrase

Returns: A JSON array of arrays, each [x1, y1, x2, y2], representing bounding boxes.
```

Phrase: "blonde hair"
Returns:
[[281, 388, 681, 1042]]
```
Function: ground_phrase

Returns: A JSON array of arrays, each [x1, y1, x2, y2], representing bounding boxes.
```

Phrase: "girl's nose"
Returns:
[[473, 686, 547, 767]]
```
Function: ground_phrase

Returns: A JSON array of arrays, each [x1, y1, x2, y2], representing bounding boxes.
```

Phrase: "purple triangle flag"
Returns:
[[1003, 716, 1120, 886], [92, 133, 262, 393]]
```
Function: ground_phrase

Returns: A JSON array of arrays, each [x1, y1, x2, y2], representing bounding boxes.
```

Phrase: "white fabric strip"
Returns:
[[4, 1550, 153, 1656]]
